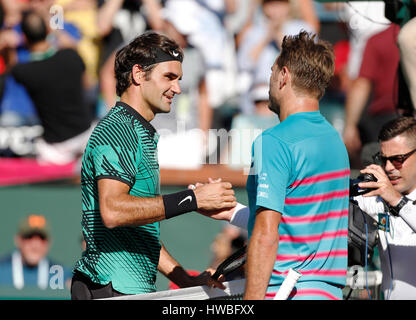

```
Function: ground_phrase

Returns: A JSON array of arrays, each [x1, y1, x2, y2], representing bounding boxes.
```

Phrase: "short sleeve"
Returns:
[[91, 144, 140, 188], [252, 134, 292, 214], [358, 37, 377, 81]]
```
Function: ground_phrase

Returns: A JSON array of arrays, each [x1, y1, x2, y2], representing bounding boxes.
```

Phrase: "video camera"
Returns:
[[348, 173, 379, 267], [349, 173, 377, 197]]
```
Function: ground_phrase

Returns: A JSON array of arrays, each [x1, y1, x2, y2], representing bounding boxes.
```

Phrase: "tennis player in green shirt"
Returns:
[[71, 31, 236, 299]]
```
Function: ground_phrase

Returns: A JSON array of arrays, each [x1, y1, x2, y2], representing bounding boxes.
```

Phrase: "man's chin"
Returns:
[[392, 179, 407, 194], [153, 105, 171, 115]]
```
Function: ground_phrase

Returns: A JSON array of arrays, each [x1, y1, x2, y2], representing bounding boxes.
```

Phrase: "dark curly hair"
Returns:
[[114, 31, 184, 97]]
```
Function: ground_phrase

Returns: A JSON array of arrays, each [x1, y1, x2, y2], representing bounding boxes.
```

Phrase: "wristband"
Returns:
[[230, 203, 249, 229], [389, 196, 410, 217], [162, 190, 198, 219]]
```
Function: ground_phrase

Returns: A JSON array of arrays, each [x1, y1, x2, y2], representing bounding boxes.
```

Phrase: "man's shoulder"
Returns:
[[55, 48, 82, 59], [87, 109, 142, 154], [258, 113, 324, 144], [0, 253, 12, 265], [96, 107, 136, 130], [254, 125, 284, 146], [91, 115, 137, 142]]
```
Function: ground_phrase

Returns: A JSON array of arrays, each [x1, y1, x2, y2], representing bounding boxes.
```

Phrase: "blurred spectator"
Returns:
[[289, 0, 320, 33], [0, 0, 81, 65], [161, 0, 240, 164], [0, 72, 39, 127], [0, 0, 24, 69], [0, 214, 72, 290], [9, 10, 92, 165], [97, 0, 164, 73], [0, 0, 36, 127], [97, 0, 165, 116], [343, 24, 400, 167], [0, 0, 82, 128], [99, 17, 213, 169], [236, 0, 314, 115], [152, 17, 213, 169], [342, 1, 390, 80], [398, 13, 416, 114], [163, 0, 238, 111], [236, 0, 319, 46], [55, 0, 101, 114], [228, 82, 279, 169]]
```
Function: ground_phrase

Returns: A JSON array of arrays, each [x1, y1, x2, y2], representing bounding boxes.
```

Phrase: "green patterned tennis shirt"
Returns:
[[73, 101, 161, 294]]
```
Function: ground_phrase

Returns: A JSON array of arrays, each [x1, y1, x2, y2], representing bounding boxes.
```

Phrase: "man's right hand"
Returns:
[[193, 182, 236, 212]]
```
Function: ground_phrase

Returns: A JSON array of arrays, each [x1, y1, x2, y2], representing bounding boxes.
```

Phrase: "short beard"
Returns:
[[268, 95, 280, 117]]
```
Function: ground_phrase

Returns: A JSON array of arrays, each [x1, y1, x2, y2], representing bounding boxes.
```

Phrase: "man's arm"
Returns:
[[244, 208, 281, 300], [189, 179, 249, 229], [343, 77, 372, 154], [98, 179, 236, 228], [197, 204, 249, 230], [158, 243, 225, 289], [96, 0, 124, 37], [99, 51, 117, 109]]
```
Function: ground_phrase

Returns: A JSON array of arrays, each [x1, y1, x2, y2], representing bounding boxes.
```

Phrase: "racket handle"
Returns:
[[273, 269, 302, 300], [212, 245, 247, 280], [212, 269, 221, 280]]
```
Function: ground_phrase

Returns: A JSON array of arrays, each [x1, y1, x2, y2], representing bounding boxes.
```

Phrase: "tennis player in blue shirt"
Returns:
[[203, 31, 350, 300]]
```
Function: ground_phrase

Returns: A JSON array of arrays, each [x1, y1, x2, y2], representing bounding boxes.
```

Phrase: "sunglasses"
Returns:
[[373, 148, 416, 167], [21, 232, 48, 241]]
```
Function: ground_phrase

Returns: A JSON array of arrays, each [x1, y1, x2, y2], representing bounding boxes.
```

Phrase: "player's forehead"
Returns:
[[153, 60, 183, 79]]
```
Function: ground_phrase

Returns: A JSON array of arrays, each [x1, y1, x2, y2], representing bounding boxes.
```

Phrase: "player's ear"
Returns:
[[131, 64, 145, 86], [280, 66, 290, 89]]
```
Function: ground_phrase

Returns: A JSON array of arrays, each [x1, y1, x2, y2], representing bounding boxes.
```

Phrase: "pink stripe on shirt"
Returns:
[[285, 190, 349, 205], [279, 229, 348, 243], [289, 169, 350, 188], [272, 269, 347, 277], [289, 289, 341, 300], [266, 288, 341, 300], [281, 210, 348, 224], [276, 250, 348, 261]]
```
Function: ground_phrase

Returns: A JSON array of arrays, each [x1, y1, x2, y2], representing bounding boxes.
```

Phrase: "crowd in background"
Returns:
[[0, 0, 410, 170]]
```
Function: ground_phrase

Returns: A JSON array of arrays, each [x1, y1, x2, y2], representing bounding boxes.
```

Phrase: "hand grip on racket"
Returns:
[[212, 245, 247, 280]]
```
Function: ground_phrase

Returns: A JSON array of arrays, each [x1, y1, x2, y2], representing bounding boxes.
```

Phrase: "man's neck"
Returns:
[[29, 40, 51, 54], [405, 186, 416, 197], [279, 95, 319, 122], [120, 91, 155, 122]]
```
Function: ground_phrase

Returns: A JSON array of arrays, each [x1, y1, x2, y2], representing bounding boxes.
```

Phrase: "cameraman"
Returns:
[[354, 116, 416, 299]]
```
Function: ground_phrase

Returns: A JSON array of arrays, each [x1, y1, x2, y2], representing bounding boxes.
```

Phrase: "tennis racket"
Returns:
[[212, 245, 247, 280]]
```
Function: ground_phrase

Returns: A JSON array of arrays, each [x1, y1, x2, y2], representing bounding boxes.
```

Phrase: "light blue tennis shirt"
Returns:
[[246, 111, 350, 289]]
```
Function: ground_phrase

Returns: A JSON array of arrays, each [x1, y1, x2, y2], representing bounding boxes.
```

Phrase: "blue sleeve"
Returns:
[[252, 133, 292, 215], [63, 22, 82, 42], [0, 75, 37, 117]]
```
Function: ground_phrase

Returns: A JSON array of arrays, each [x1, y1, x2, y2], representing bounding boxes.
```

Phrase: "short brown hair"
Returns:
[[277, 31, 335, 100], [114, 31, 183, 97], [378, 116, 416, 146]]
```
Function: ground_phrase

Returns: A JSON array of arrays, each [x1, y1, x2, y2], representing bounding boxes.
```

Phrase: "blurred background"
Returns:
[[0, 0, 414, 299]]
